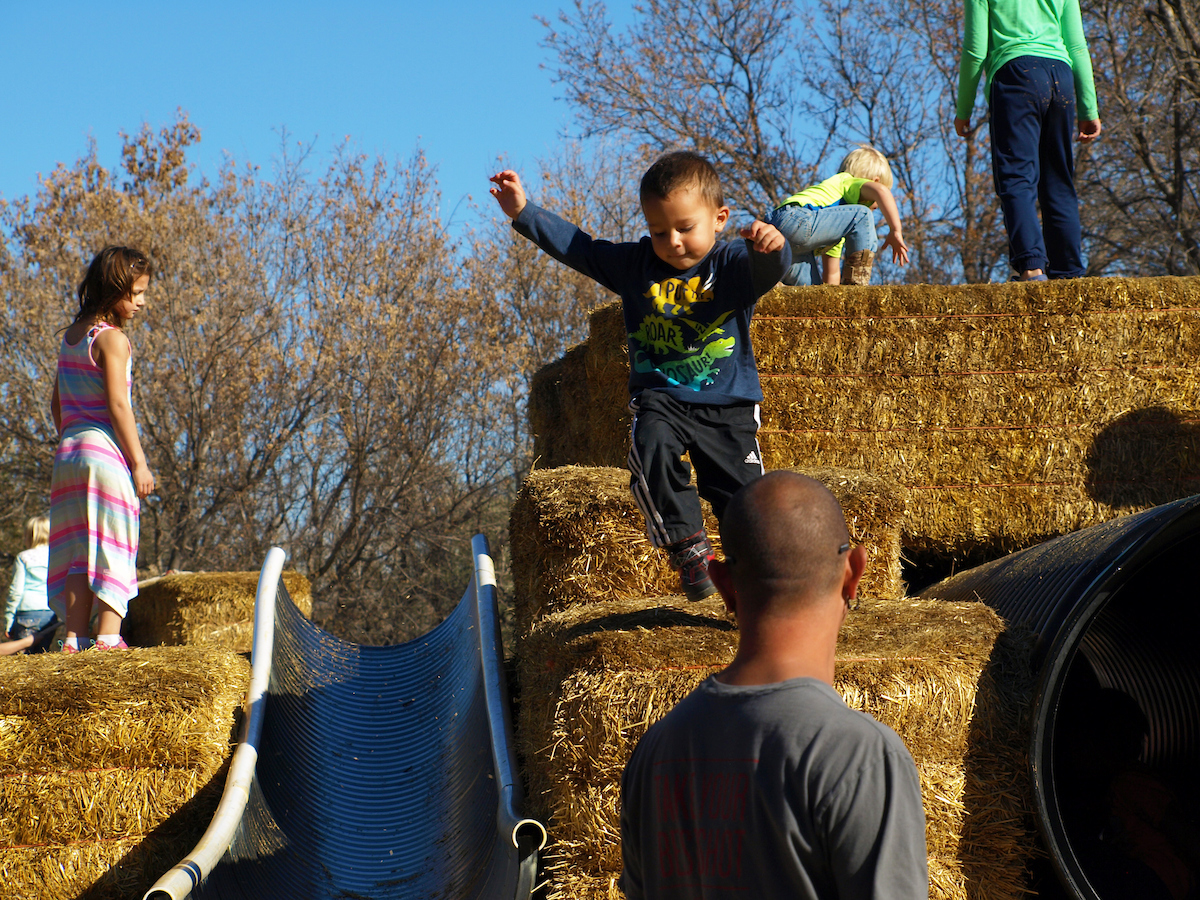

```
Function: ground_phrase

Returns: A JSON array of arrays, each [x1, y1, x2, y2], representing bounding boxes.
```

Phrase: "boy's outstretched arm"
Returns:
[[489, 170, 528, 220], [859, 182, 910, 267]]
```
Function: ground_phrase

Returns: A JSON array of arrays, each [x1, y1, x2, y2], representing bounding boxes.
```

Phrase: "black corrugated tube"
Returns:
[[920, 495, 1200, 900]]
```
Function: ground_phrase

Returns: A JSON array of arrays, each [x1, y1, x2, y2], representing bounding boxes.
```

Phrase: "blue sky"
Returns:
[[2, 2, 631, 231]]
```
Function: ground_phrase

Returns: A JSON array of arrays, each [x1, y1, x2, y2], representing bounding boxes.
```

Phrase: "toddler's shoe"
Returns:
[[668, 532, 719, 602], [1011, 272, 1048, 282], [94, 638, 129, 651], [60, 638, 95, 654]]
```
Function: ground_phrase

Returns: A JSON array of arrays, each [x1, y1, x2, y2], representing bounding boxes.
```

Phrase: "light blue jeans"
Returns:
[[766, 203, 878, 286]]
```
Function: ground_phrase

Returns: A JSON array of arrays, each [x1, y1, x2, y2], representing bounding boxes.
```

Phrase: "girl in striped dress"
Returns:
[[50, 246, 155, 652]]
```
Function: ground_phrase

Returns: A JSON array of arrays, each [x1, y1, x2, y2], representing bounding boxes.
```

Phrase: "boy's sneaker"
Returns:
[[845, 249, 875, 286], [668, 533, 719, 602], [94, 638, 129, 651]]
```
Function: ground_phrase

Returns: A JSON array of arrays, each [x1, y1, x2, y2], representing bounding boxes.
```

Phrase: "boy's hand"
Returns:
[[882, 231, 910, 266], [954, 117, 971, 138], [489, 170, 528, 219], [740, 220, 785, 254]]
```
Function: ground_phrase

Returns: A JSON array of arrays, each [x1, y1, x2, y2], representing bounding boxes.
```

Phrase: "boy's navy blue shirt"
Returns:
[[514, 203, 791, 407]]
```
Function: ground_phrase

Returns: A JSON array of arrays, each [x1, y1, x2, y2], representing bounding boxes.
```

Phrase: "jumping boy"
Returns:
[[767, 145, 909, 286], [489, 152, 791, 600]]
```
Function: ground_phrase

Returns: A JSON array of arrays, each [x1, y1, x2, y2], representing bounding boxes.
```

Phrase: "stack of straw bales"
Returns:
[[515, 596, 1039, 900], [512, 466, 1040, 900], [510, 465, 909, 624], [124, 570, 311, 651], [528, 277, 1200, 564], [0, 647, 249, 899]]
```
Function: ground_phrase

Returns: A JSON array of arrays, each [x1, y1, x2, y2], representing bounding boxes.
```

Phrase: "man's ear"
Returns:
[[843, 545, 868, 605], [709, 557, 736, 615]]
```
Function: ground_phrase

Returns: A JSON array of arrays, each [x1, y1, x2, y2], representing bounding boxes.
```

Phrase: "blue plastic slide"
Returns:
[[145, 536, 545, 900]]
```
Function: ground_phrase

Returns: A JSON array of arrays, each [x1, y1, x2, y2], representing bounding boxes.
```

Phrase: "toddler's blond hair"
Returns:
[[24, 515, 49, 549], [839, 145, 893, 189]]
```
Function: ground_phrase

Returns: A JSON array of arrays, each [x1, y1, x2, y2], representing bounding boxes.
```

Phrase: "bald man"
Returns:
[[618, 472, 928, 900]]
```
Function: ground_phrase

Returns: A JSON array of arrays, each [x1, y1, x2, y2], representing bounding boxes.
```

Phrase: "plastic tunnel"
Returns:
[[146, 535, 546, 900], [920, 495, 1200, 900]]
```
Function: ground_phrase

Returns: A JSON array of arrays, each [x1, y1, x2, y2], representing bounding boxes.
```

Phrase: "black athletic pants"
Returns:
[[627, 390, 765, 548]]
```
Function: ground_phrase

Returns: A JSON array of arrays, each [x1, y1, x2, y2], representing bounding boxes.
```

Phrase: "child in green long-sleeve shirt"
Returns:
[[954, 0, 1102, 280]]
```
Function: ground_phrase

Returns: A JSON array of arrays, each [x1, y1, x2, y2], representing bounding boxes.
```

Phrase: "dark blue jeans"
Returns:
[[765, 203, 877, 285], [989, 56, 1084, 278]]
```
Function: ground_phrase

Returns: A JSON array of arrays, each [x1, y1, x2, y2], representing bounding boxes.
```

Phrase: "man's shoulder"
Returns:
[[630, 678, 915, 800], [645, 677, 863, 734], [700, 677, 909, 755]]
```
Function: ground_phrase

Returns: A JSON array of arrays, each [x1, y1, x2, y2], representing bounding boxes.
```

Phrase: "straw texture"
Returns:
[[516, 597, 1039, 900], [510, 465, 907, 632], [124, 570, 312, 650], [527, 277, 1200, 562], [0, 647, 249, 900]]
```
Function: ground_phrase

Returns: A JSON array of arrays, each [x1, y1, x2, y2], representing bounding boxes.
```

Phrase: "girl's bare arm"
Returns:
[[93, 329, 155, 499], [51, 380, 61, 435]]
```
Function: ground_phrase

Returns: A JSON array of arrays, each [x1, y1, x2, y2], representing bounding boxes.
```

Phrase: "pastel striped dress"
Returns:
[[48, 323, 140, 616]]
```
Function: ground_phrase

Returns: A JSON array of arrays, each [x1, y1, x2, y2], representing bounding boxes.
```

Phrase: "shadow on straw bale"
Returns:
[[509, 465, 906, 633], [530, 344, 597, 468], [516, 596, 1038, 900], [516, 596, 734, 897], [0, 766, 226, 900], [124, 570, 312, 651], [1085, 406, 1200, 509], [0, 647, 249, 899], [957, 626, 1041, 900], [529, 278, 1200, 580], [584, 303, 634, 468]]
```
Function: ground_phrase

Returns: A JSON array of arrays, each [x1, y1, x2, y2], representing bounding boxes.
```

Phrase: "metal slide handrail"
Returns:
[[144, 538, 544, 899], [143, 546, 285, 900], [472, 534, 549, 864]]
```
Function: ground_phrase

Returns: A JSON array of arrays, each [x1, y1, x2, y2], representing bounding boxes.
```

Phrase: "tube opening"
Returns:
[[1038, 533, 1200, 899]]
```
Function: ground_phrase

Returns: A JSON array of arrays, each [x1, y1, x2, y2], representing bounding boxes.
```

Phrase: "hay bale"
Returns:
[[509, 465, 907, 632], [0, 647, 249, 900], [530, 344, 596, 469], [584, 304, 635, 467], [124, 570, 312, 650], [516, 597, 1038, 900], [0, 838, 187, 900], [528, 277, 1200, 564]]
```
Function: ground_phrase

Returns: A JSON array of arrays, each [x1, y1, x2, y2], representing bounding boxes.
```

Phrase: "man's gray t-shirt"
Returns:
[[619, 676, 928, 899]]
